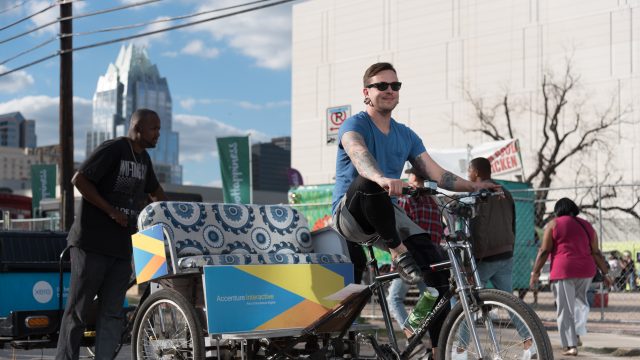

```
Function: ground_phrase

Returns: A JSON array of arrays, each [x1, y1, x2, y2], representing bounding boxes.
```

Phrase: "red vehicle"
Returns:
[[0, 193, 31, 219]]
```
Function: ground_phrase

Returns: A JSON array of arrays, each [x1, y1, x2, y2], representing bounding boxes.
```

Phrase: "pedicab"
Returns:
[[129, 201, 367, 359]]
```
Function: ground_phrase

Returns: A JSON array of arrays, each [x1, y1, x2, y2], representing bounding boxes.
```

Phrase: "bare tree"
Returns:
[[466, 61, 635, 226]]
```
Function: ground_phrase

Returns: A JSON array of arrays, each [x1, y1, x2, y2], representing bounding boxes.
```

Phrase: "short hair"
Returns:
[[469, 157, 492, 178], [554, 197, 580, 217], [363, 62, 397, 86], [130, 108, 159, 130]]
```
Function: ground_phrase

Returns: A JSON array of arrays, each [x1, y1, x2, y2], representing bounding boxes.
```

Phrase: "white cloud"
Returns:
[[0, 65, 34, 93], [0, 95, 93, 161], [173, 113, 269, 162], [180, 97, 197, 110], [178, 97, 289, 111], [22, 0, 86, 35], [188, 0, 292, 69], [162, 51, 179, 58], [236, 100, 261, 110], [133, 16, 171, 48], [181, 40, 220, 58], [118, 0, 161, 7]]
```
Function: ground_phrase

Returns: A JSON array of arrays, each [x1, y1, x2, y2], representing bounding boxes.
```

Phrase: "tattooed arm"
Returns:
[[341, 131, 405, 195], [410, 151, 501, 192]]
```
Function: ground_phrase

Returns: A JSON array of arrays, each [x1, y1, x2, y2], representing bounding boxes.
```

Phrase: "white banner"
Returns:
[[423, 139, 523, 180]]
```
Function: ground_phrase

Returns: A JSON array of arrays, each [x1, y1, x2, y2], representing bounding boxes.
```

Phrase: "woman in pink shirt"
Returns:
[[529, 198, 611, 356]]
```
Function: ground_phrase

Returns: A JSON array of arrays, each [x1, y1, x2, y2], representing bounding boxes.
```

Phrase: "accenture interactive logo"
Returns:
[[32, 281, 54, 304]]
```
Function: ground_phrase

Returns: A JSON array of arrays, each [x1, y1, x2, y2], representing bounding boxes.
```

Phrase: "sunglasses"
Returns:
[[366, 81, 402, 91]]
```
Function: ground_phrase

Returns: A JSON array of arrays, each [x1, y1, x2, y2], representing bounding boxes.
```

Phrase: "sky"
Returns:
[[0, 0, 295, 186]]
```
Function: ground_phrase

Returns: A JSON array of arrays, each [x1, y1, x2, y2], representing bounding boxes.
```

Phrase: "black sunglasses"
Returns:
[[366, 81, 402, 91]]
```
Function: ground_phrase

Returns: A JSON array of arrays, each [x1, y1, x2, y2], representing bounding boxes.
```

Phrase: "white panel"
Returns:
[[397, 0, 453, 50], [539, 0, 619, 23], [332, 0, 385, 61], [612, 9, 633, 77]]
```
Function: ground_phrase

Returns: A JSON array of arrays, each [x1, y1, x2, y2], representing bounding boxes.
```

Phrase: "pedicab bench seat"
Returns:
[[137, 202, 351, 273]]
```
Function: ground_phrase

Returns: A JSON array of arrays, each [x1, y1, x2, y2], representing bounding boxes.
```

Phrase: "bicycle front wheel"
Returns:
[[131, 288, 205, 360], [437, 289, 553, 360]]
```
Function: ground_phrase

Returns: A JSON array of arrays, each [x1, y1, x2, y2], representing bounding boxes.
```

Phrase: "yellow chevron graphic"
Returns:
[[236, 264, 344, 308], [132, 233, 165, 257]]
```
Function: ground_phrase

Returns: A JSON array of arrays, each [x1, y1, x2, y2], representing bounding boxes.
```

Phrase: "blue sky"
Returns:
[[0, 0, 294, 186]]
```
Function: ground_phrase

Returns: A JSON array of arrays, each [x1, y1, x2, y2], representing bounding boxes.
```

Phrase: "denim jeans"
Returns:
[[476, 257, 513, 292], [386, 278, 426, 329], [458, 257, 530, 347]]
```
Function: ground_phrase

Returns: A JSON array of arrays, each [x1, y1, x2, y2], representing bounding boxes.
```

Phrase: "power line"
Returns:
[[0, 0, 57, 32], [0, 0, 266, 66], [0, 0, 296, 78], [0, 0, 37, 16], [0, 0, 161, 46], [0, 36, 56, 66], [63, 0, 269, 39]]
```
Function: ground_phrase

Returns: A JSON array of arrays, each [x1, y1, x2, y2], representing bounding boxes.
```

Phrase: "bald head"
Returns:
[[128, 108, 160, 149], [129, 109, 158, 135]]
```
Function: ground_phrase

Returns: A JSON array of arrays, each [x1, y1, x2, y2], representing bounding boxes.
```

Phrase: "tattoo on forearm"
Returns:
[[344, 132, 383, 179], [352, 151, 383, 178], [440, 171, 458, 190]]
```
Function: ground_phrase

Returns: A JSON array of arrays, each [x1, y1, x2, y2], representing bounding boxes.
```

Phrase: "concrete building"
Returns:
[[291, 0, 640, 187], [252, 137, 291, 192], [87, 43, 182, 184], [0, 145, 59, 192], [0, 112, 36, 148]]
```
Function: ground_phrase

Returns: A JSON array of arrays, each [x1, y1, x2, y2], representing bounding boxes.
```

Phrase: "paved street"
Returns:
[[2, 327, 640, 359], [2, 290, 639, 359]]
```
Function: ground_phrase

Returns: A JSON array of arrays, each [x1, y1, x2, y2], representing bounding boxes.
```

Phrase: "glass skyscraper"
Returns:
[[87, 44, 182, 184]]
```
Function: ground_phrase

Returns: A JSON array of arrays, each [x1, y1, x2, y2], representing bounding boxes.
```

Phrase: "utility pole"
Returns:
[[60, 0, 74, 231]]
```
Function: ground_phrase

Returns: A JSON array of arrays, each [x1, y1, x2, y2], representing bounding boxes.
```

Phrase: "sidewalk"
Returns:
[[544, 321, 640, 358], [362, 316, 640, 359]]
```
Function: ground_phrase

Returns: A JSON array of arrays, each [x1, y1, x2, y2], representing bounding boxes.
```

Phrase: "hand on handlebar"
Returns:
[[379, 177, 405, 196]]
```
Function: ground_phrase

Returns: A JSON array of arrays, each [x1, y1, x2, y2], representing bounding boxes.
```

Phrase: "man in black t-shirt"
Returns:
[[56, 109, 167, 360]]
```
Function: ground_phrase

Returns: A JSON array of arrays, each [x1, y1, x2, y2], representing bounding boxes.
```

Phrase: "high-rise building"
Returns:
[[87, 44, 182, 184], [252, 137, 291, 192], [0, 112, 36, 149]]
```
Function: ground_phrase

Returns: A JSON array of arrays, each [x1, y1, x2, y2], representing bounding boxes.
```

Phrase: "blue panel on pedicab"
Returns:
[[0, 272, 70, 317], [203, 263, 353, 334]]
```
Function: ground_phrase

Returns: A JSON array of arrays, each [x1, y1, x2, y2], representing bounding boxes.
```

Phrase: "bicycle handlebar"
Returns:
[[402, 185, 504, 201]]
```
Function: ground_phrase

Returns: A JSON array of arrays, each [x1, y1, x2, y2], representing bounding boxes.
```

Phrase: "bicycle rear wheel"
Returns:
[[131, 288, 205, 360], [437, 289, 552, 360]]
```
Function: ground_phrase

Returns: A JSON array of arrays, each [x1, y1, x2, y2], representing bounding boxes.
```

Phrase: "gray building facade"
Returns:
[[0, 112, 36, 148], [87, 44, 182, 184], [252, 137, 291, 192]]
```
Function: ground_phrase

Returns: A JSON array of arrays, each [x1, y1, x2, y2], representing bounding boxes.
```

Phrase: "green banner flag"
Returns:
[[216, 136, 252, 204], [31, 164, 56, 217]]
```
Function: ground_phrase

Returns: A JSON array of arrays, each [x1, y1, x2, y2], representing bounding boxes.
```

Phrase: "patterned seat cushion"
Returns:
[[138, 202, 330, 271], [178, 253, 351, 269]]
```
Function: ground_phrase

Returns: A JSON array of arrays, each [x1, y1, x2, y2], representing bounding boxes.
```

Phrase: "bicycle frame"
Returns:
[[362, 193, 507, 359]]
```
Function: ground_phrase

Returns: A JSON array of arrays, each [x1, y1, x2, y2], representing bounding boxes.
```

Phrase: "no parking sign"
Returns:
[[326, 105, 351, 144]]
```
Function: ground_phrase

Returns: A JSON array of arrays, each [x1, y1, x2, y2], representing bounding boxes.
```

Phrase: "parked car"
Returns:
[[537, 260, 551, 290]]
